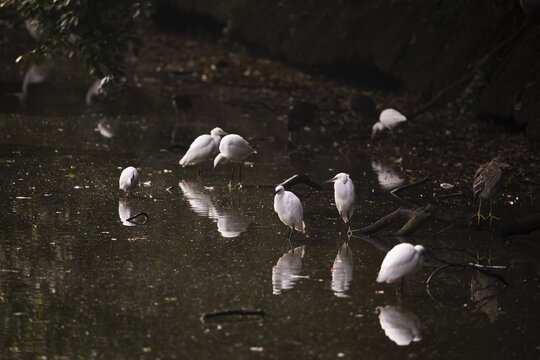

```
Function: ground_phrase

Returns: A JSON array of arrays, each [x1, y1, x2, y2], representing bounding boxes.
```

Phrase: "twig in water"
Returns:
[[201, 309, 266, 322], [126, 212, 149, 225]]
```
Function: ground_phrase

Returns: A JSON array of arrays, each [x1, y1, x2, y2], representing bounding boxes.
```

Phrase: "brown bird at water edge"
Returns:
[[472, 156, 510, 225]]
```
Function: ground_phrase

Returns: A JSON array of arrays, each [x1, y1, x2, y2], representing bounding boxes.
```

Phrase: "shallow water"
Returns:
[[0, 79, 539, 359]]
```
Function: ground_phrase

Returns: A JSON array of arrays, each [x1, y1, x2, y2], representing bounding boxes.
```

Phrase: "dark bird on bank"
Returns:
[[288, 102, 318, 144], [473, 156, 510, 225], [279, 174, 323, 191], [348, 93, 378, 121]]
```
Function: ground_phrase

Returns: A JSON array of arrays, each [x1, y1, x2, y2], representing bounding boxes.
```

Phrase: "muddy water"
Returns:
[[0, 81, 538, 359]]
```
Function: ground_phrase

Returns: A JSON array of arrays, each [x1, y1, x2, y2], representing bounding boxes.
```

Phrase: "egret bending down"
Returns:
[[119, 166, 139, 195], [324, 173, 355, 231], [213, 134, 256, 185], [180, 127, 228, 167], [371, 108, 407, 139], [377, 243, 425, 293], [273, 185, 305, 248]]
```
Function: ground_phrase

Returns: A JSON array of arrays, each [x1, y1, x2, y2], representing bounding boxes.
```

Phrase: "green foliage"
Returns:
[[1, 0, 153, 78]]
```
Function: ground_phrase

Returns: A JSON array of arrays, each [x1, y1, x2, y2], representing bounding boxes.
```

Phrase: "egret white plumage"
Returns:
[[377, 243, 424, 284], [213, 134, 256, 185], [119, 166, 139, 195], [371, 108, 407, 139], [273, 185, 305, 248], [324, 173, 355, 230], [86, 75, 113, 105], [180, 127, 228, 167]]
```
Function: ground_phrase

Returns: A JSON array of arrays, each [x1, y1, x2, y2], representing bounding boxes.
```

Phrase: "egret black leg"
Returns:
[[229, 165, 235, 187], [287, 227, 293, 249], [239, 162, 243, 184], [395, 278, 404, 297]]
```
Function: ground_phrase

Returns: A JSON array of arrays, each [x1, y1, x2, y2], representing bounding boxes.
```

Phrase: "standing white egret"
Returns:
[[376, 243, 425, 292], [119, 166, 139, 195], [324, 173, 355, 230], [213, 134, 256, 185], [371, 108, 407, 139], [180, 127, 228, 167], [273, 185, 305, 248]]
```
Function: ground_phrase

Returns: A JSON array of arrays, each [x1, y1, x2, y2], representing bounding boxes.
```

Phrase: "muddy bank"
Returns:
[[159, 0, 540, 138]]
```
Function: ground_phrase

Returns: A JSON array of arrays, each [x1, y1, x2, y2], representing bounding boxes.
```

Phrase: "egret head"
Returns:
[[211, 127, 228, 137], [273, 185, 285, 195], [213, 153, 228, 168], [371, 122, 385, 139], [323, 172, 349, 184], [414, 245, 425, 254]]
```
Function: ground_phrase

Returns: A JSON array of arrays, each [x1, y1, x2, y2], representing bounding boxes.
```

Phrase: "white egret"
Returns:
[[377, 305, 422, 346], [180, 127, 228, 167], [376, 243, 425, 287], [213, 134, 256, 185], [324, 173, 355, 230], [273, 185, 305, 248], [119, 166, 139, 195], [371, 108, 407, 139]]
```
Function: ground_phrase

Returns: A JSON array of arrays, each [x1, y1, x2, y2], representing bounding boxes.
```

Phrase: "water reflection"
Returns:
[[470, 271, 503, 322], [371, 160, 405, 190], [377, 305, 422, 346], [178, 181, 251, 238], [97, 117, 120, 139], [86, 76, 112, 105], [330, 242, 353, 297], [272, 246, 305, 295], [21, 63, 53, 101], [118, 199, 137, 227]]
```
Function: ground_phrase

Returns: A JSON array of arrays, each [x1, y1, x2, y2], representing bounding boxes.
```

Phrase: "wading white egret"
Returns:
[[213, 134, 256, 185], [180, 127, 228, 167], [324, 173, 355, 229], [377, 305, 422, 346], [119, 166, 139, 195], [273, 185, 305, 248], [376, 243, 425, 285], [371, 108, 407, 139]]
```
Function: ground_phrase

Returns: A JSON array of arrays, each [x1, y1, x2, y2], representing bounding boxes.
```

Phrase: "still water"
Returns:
[[0, 78, 538, 359]]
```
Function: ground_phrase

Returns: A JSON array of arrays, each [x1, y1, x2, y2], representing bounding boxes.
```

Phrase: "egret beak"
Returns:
[[322, 178, 336, 184], [272, 190, 279, 195]]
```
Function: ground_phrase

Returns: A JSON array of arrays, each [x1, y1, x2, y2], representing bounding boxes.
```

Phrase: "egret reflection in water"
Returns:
[[272, 246, 305, 295], [97, 117, 120, 138], [20, 63, 53, 101], [330, 242, 353, 297], [178, 180, 251, 238], [118, 199, 137, 227], [371, 160, 405, 190], [377, 305, 422, 346]]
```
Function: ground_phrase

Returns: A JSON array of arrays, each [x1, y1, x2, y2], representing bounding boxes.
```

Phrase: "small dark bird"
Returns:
[[288, 102, 318, 144], [473, 156, 510, 225]]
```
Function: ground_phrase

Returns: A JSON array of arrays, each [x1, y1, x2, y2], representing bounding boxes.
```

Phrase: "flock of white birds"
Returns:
[[118, 107, 424, 291]]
